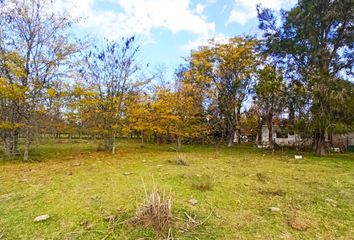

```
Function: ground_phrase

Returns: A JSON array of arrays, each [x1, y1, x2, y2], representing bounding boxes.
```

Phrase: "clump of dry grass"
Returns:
[[178, 211, 212, 233], [176, 154, 188, 166], [131, 179, 173, 234]]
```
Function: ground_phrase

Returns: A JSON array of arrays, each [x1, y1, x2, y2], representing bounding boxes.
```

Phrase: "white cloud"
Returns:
[[53, 0, 215, 40], [226, 0, 297, 25], [195, 3, 205, 15], [181, 33, 230, 53], [207, 0, 218, 4]]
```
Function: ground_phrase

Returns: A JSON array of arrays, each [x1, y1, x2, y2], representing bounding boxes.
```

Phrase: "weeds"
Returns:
[[131, 178, 173, 235], [176, 154, 188, 166]]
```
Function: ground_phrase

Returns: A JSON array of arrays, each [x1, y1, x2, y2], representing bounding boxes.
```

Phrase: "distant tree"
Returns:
[[124, 90, 153, 143], [149, 85, 177, 143], [240, 104, 261, 142], [0, 0, 78, 160], [81, 38, 139, 154], [254, 65, 285, 149], [173, 67, 206, 149], [187, 37, 260, 146]]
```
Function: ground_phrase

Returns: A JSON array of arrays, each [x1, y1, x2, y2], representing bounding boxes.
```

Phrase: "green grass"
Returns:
[[0, 140, 353, 239]]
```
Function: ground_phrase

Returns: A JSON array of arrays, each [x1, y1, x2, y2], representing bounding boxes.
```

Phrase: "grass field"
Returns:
[[0, 140, 353, 239]]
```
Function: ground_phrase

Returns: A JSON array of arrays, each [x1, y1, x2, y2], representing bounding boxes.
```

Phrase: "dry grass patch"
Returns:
[[287, 215, 311, 231], [131, 180, 173, 235], [175, 154, 188, 166]]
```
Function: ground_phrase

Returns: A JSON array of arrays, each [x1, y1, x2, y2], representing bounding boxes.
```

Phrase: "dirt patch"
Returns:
[[287, 216, 310, 231]]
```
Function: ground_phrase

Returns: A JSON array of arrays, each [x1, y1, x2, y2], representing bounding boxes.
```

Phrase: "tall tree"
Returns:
[[254, 65, 285, 149], [173, 67, 206, 149], [81, 38, 139, 154], [187, 37, 260, 146], [124, 90, 154, 144], [0, 0, 78, 160], [0, 51, 25, 157], [258, 0, 354, 155]]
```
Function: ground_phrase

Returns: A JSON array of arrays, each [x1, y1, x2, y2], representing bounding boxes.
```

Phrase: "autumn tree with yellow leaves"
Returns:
[[0, 0, 79, 160], [80, 38, 140, 154], [186, 37, 260, 146]]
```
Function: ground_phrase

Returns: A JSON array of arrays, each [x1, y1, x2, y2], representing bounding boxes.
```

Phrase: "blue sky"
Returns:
[[54, 0, 297, 78]]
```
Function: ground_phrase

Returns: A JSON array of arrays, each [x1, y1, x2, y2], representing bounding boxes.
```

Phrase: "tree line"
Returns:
[[0, 0, 353, 160]]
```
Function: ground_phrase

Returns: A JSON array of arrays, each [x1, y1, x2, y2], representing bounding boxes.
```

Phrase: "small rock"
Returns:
[[34, 214, 50, 222], [294, 155, 303, 160], [142, 160, 146, 163], [73, 162, 81, 166], [269, 207, 281, 212], [157, 165, 163, 167], [189, 198, 198, 205], [123, 172, 132, 176]]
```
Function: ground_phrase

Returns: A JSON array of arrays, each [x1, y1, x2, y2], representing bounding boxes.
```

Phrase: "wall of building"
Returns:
[[261, 125, 301, 146]]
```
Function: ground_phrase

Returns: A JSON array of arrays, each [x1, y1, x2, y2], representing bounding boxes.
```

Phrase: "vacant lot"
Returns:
[[0, 140, 353, 239]]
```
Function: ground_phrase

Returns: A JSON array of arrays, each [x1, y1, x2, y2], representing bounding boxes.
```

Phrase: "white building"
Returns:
[[261, 125, 354, 151], [261, 125, 301, 147]]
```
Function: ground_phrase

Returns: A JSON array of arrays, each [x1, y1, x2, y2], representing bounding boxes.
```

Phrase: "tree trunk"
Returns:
[[103, 132, 116, 154], [141, 130, 144, 144], [268, 120, 274, 149], [315, 132, 326, 155], [177, 135, 182, 150], [235, 107, 241, 144], [23, 127, 30, 161], [3, 130, 19, 158], [112, 133, 116, 154], [227, 130, 234, 147], [235, 128, 241, 144], [257, 117, 263, 145]]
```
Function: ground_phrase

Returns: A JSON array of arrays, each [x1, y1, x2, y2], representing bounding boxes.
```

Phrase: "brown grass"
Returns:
[[131, 179, 173, 234], [287, 216, 310, 231], [176, 154, 188, 166]]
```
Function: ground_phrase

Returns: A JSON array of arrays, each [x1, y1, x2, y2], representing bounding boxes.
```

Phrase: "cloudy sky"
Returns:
[[55, 0, 297, 76]]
